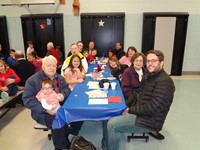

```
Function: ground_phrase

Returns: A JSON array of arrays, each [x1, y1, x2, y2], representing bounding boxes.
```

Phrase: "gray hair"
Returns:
[[47, 42, 54, 49], [42, 55, 57, 66]]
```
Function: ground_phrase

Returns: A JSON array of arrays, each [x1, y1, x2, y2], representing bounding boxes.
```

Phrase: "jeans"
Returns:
[[45, 114, 83, 149], [102, 114, 150, 150]]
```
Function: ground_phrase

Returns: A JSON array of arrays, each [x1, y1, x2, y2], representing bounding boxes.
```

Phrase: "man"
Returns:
[[46, 42, 61, 66], [103, 50, 175, 150], [22, 55, 83, 150], [10, 50, 35, 89], [61, 43, 88, 76], [114, 42, 125, 60]]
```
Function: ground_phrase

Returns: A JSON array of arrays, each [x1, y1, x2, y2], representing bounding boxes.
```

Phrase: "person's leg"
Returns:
[[101, 120, 108, 150], [45, 114, 70, 149], [7, 83, 18, 96], [107, 114, 148, 150]]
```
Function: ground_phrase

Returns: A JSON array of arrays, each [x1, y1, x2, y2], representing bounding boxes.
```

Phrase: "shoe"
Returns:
[[1, 91, 9, 102], [148, 132, 165, 140]]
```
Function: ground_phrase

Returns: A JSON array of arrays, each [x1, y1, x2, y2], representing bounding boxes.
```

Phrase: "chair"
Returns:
[[34, 122, 52, 140], [127, 132, 149, 142]]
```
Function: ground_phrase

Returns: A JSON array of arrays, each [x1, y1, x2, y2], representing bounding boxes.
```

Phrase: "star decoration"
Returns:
[[98, 20, 105, 27], [40, 23, 46, 29]]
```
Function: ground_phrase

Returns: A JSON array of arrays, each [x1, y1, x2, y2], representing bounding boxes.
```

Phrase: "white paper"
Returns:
[[87, 81, 100, 89], [85, 89, 107, 98], [88, 98, 108, 105]]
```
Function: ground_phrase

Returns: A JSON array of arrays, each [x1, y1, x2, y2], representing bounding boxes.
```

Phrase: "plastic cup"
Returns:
[[103, 83, 109, 92], [111, 82, 117, 90]]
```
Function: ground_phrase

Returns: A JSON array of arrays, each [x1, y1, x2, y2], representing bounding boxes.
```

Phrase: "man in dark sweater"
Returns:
[[102, 50, 175, 150], [114, 42, 125, 60], [10, 50, 35, 89]]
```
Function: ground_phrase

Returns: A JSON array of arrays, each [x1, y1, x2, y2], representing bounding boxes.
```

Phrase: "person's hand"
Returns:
[[122, 108, 129, 115], [1, 86, 9, 91], [6, 78, 15, 85], [77, 79, 84, 83], [57, 93, 64, 102], [46, 109, 56, 115], [73, 68, 81, 72]]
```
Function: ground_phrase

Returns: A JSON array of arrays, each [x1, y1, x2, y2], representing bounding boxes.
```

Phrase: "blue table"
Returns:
[[52, 64, 126, 129]]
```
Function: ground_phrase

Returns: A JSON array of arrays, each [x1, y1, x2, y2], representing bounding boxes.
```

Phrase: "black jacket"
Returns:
[[126, 69, 175, 131]]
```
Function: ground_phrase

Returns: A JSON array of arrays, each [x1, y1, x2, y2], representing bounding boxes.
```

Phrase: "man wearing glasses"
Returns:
[[102, 50, 175, 150], [23, 55, 83, 150]]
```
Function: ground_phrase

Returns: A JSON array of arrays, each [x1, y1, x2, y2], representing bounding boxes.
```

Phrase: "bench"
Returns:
[[34, 122, 52, 140], [0, 90, 24, 119]]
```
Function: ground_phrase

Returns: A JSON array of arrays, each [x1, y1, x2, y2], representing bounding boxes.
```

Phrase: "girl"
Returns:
[[27, 51, 42, 73], [108, 57, 128, 81], [36, 79, 60, 113], [0, 60, 20, 98], [64, 54, 86, 91]]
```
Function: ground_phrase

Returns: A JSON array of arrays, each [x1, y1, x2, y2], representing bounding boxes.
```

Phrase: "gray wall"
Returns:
[[0, 0, 199, 72]]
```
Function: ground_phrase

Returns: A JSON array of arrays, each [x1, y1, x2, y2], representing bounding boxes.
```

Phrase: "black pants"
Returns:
[[45, 114, 83, 149]]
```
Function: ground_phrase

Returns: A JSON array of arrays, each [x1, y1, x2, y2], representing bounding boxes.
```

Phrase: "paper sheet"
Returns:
[[85, 89, 107, 98], [88, 98, 108, 105]]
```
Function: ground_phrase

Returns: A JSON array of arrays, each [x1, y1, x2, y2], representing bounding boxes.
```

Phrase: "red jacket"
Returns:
[[47, 48, 61, 66]]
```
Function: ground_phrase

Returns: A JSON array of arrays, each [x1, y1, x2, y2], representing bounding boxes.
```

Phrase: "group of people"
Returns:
[[1, 40, 175, 150]]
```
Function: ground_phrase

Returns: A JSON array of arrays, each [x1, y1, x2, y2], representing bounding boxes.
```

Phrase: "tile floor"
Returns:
[[0, 75, 200, 150]]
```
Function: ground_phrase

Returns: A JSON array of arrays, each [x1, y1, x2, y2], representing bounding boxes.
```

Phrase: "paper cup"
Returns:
[[111, 82, 117, 90], [103, 83, 109, 92]]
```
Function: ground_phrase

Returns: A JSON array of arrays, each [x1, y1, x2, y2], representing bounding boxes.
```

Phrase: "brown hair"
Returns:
[[126, 46, 137, 57], [40, 79, 53, 88], [146, 50, 164, 62], [131, 52, 146, 64], [108, 57, 121, 69], [68, 54, 84, 73]]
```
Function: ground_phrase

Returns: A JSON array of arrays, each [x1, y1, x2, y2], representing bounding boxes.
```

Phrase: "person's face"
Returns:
[[133, 55, 144, 71], [91, 50, 97, 56], [109, 60, 117, 68], [115, 43, 121, 50], [10, 52, 15, 58], [72, 57, 80, 68], [83, 52, 88, 58], [41, 83, 53, 95], [42, 59, 57, 78], [108, 51, 113, 58], [77, 43, 83, 52], [0, 63, 6, 73], [128, 49, 136, 58], [146, 53, 163, 73], [29, 44, 33, 48], [71, 45, 79, 55], [89, 42, 94, 49], [27, 55, 35, 62]]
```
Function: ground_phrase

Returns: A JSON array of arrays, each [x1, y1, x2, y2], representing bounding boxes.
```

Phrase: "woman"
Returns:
[[119, 46, 137, 66], [64, 54, 86, 91], [121, 52, 146, 100], [27, 51, 42, 73], [0, 60, 20, 98], [108, 57, 128, 81]]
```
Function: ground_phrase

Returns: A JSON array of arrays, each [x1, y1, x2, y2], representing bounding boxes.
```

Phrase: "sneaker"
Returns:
[[1, 91, 9, 102], [148, 132, 165, 140]]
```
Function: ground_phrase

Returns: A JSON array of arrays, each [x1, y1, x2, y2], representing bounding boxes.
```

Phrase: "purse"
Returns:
[[69, 136, 97, 150]]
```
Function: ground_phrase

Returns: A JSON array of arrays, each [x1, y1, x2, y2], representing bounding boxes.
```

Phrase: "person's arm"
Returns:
[[64, 69, 83, 85], [129, 76, 175, 116], [121, 68, 132, 99], [22, 76, 46, 114], [41, 99, 53, 110], [6, 69, 21, 85], [81, 57, 88, 73], [74, 68, 86, 79]]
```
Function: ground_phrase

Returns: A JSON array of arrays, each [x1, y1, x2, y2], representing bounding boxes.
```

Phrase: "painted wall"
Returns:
[[0, 0, 199, 72]]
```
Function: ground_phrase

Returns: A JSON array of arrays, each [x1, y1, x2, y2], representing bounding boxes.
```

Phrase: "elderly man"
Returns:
[[102, 50, 175, 150], [61, 43, 88, 76], [46, 42, 61, 66], [22, 55, 83, 150]]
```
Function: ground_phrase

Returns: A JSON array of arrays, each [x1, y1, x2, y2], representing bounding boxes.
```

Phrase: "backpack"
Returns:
[[69, 136, 97, 150]]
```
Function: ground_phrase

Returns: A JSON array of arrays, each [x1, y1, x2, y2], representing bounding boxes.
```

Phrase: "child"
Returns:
[[0, 60, 20, 99], [87, 49, 98, 64], [7, 49, 16, 66], [108, 57, 128, 81], [26, 41, 34, 57], [64, 54, 85, 91], [36, 79, 60, 113]]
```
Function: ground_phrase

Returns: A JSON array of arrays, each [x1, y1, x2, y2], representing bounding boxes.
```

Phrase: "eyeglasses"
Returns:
[[134, 59, 143, 63], [42, 87, 53, 90], [146, 59, 159, 63]]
